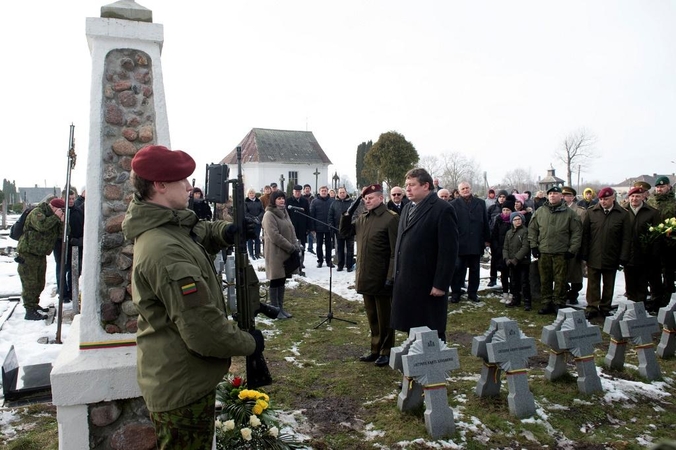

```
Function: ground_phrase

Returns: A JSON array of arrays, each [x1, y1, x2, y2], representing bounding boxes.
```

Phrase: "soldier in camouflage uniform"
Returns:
[[122, 145, 263, 449], [16, 197, 65, 320], [647, 175, 676, 308], [528, 186, 582, 315]]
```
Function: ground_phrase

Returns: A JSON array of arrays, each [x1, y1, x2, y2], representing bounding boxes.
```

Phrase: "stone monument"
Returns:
[[619, 302, 661, 380], [396, 329, 460, 439], [471, 319, 502, 397], [50, 1, 168, 448], [542, 308, 603, 394], [603, 300, 631, 370], [540, 308, 569, 380], [389, 326, 429, 411], [484, 318, 537, 418], [657, 299, 676, 358]]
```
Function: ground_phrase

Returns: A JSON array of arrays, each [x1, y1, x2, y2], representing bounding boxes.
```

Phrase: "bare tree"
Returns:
[[501, 168, 538, 193], [554, 129, 597, 186], [438, 152, 482, 191], [418, 155, 442, 179]]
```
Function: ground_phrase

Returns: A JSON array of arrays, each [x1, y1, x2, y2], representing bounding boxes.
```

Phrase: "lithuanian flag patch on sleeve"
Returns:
[[181, 282, 197, 296]]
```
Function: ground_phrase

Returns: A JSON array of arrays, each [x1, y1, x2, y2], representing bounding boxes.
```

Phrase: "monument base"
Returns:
[[51, 315, 142, 450]]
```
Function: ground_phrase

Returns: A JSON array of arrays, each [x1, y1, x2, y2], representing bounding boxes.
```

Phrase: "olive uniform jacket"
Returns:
[[122, 195, 256, 412], [339, 202, 399, 295], [528, 200, 582, 255]]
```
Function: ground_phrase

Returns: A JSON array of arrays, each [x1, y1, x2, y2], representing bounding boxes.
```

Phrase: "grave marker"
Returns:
[[603, 300, 631, 370], [619, 302, 661, 380], [402, 329, 460, 439], [556, 309, 603, 394], [390, 326, 430, 411], [657, 299, 676, 358], [471, 319, 501, 397], [540, 309, 569, 380]]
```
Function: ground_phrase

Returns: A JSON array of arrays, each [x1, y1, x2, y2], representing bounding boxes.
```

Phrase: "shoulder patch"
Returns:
[[181, 281, 198, 296]]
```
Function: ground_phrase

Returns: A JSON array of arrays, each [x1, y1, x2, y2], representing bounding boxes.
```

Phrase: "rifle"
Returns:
[[56, 124, 76, 344], [230, 146, 277, 389]]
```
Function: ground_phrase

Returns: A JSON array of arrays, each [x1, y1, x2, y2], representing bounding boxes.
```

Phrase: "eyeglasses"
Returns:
[[391, 193, 402, 196]]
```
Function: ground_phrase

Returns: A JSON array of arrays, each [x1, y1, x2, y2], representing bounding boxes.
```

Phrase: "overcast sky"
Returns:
[[1, 1, 674, 192]]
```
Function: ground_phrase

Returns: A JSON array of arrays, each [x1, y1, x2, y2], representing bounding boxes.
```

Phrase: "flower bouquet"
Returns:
[[215, 375, 302, 449], [642, 217, 676, 245]]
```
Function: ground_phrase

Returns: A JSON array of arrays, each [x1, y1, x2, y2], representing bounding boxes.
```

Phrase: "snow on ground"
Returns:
[[0, 224, 674, 447]]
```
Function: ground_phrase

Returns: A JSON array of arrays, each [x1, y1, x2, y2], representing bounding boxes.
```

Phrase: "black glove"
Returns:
[[225, 224, 238, 242], [69, 238, 82, 247], [531, 247, 540, 259], [564, 251, 575, 260], [346, 198, 362, 217], [244, 217, 258, 240], [249, 329, 265, 355], [385, 279, 393, 287]]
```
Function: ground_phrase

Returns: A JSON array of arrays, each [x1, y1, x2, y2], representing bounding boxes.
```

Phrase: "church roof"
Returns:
[[221, 128, 332, 165], [614, 173, 676, 187]]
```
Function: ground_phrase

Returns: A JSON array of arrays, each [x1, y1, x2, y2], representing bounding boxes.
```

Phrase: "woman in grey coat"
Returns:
[[262, 190, 300, 319]]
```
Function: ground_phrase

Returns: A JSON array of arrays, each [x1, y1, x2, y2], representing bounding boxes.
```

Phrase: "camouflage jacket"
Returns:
[[17, 202, 64, 256], [648, 190, 676, 221]]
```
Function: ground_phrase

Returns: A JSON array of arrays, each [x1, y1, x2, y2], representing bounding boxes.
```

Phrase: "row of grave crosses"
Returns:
[[389, 299, 676, 440]]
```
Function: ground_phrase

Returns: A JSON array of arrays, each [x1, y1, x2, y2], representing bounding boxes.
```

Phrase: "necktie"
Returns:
[[408, 203, 417, 221], [604, 209, 609, 215]]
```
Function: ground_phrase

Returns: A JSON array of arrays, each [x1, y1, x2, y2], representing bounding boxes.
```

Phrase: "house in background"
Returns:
[[17, 185, 61, 206], [611, 173, 676, 196], [220, 128, 333, 193]]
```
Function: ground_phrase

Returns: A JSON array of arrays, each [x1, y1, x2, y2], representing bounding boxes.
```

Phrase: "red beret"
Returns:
[[50, 198, 66, 208], [628, 187, 645, 196], [132, 145, 196, 182], [361, 184, 383, 198], [597, 187, 614, 198]]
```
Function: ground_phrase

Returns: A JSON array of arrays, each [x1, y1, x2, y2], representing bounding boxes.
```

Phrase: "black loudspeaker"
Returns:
[[205, 164, 230, 203]]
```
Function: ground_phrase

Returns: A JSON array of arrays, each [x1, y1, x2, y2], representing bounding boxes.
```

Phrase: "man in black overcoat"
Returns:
[[449, 182, 490, 302], [391, 168, 458, 341]]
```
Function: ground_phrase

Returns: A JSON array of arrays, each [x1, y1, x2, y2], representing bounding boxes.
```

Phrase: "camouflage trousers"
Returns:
[[538, 253, 568, 307], [17, 253, 46, 311], [150, 391, 216, 450]]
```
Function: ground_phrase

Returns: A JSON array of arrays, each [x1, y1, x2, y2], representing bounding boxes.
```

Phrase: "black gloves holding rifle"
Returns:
[[225, 217, 259, 242]]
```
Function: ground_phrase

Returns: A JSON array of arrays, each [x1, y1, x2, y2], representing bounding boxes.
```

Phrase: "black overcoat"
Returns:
[[286, 195, 311, 240], [391, 193, 458, 336], [450, 196, 490, 256]]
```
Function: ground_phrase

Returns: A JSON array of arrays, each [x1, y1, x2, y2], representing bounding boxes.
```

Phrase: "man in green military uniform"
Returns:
[[528, 186, 582, 315], [17, 197, 65, 320], [340, 184, 399, 367], [647, 175, 676, 308], [562, 186, 587, 305], [122, 145, 264, 449], [581, 187, 631, 319]]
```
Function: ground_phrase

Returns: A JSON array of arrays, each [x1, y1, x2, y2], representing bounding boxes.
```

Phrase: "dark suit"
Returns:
[[386, 197, 409, 215], [450, 196, 490, 300], [391, 192, 458, 340]]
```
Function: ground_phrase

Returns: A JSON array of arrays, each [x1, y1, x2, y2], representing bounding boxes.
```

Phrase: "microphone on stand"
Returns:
[[287, 205, 305, 212]]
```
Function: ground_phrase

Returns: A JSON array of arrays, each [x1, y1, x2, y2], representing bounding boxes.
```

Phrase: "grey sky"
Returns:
[[2, 1, 674, 191]]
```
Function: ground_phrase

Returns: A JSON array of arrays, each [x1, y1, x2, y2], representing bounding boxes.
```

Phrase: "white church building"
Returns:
[[220, 128, 333, 194]]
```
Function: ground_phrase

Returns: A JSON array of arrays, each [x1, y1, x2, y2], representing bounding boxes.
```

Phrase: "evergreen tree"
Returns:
[[362, 131, 418, 189], [355, 140, 372, 190]]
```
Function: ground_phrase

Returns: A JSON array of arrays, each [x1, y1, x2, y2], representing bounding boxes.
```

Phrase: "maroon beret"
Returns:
[[597, 187, 614, 198], [628, 187, 645, 196], [50, 198, 66, 209], [132, 145, 196, 182], [361, 184, 383, 198]]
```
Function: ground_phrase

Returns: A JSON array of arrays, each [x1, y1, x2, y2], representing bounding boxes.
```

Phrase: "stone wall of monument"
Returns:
[[88, 398, 155, 449], [99, 49, 155, 334]]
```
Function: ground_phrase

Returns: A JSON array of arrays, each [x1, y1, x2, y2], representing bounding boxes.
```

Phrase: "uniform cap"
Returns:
[[655, 176, 670, 186], [270, 182, 278, 188], [628, 187, 645, 196], [633, 181, 651, 191], [361, 184, 383, 198], [293, 184, 303, 191], [50, 198, 66, 209], [597, 187, 614, 198], [547, 186, 562, 194], [132, 145, 196, 182], [561, 186, 577, 196]]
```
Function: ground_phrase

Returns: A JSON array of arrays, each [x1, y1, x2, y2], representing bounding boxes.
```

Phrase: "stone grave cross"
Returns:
[[540, 308, 569, 380], [486, 319, 537, 418], [401, 329, 460, 439], [389, 326, 430, 411], [471, 319, 502, 397], [619, 302, 661, 380], [556, 309, 603, 394], [657, 299, 676, 358], [603, 300, 631, 370]]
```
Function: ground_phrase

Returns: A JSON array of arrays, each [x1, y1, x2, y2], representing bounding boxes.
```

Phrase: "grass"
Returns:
[[2, 280, 675, 449]]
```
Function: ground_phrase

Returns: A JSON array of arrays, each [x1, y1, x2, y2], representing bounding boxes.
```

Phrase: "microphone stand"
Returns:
[[287, 206, 356, 328]]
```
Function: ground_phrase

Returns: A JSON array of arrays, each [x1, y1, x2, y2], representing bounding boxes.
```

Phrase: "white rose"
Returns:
[[224, 420, 235, 431], [268, 426, 279, 438], [249, 415, 261, 427], [215, 420, 223, 430], [241, 427, 252, 441]]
